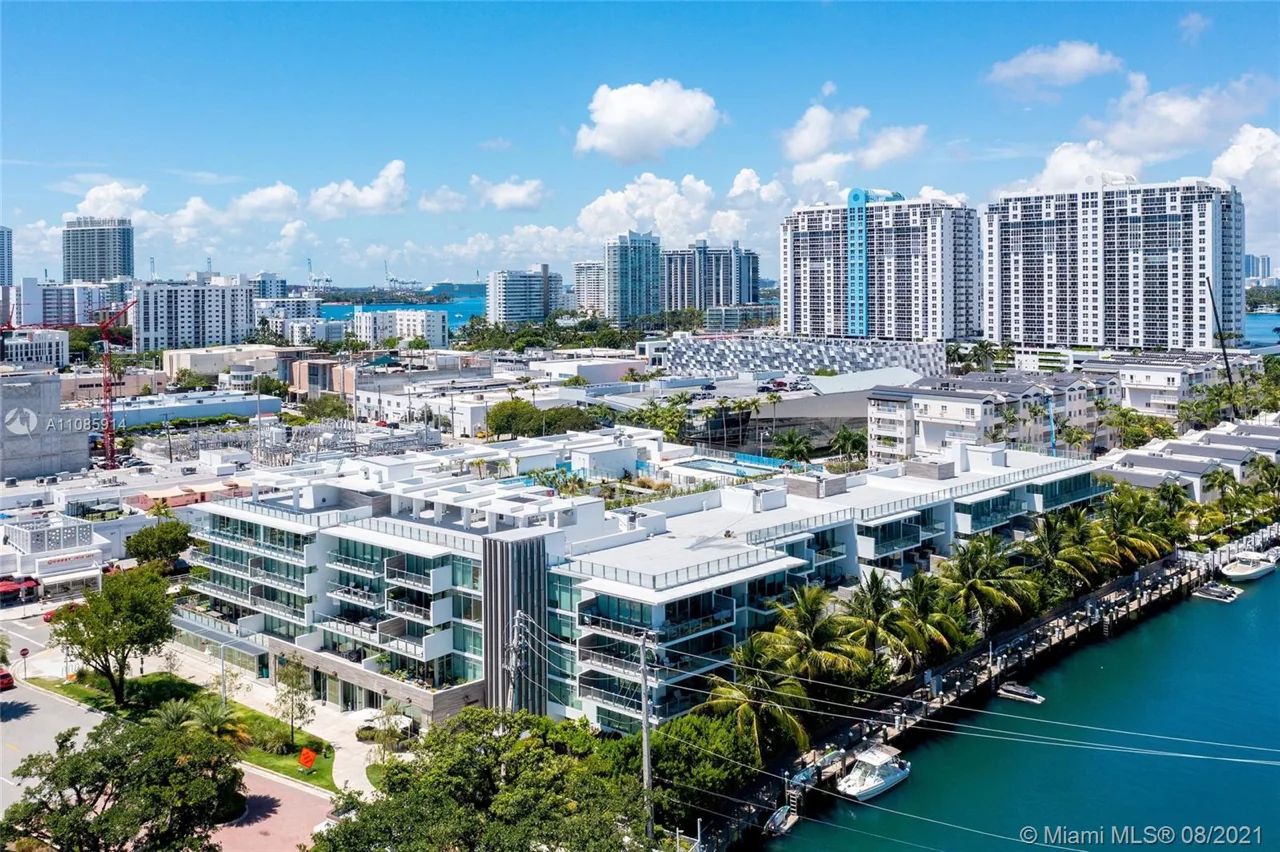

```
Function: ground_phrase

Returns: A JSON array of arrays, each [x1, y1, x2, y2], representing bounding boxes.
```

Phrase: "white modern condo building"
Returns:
[[573, 261, 605, 316], [779, 189, 980, 342], [660, 240, 760, 312], [174, 427, 1107, 733], [351, 309, 449, 348], [981, 180, 1245, 352], [128, 275, 257, 352], [487, 264, 566, 326]]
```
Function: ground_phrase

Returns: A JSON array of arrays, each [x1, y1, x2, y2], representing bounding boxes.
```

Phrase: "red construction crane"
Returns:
[[98, 299, 137, 470]]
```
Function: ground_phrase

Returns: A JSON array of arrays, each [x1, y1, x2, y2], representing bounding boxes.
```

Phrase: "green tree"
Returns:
[[48, 567, 174, 705], [937, 533, 1036, 635], [968, 339, 997, 371], [0, 717, 242, 852], [311, 708, 644, 852], [700, 635, 809, 763], [148, 698, 194, 728], [760, 585, 868, 683], [124, 519, 191, 566], [271, 655, 316, 747], [250, 374, 290, 399], [561, 374, 589, 387], [301, 394, 352, 421], [405, 336, 429, 350], [187, 698, 251, 748], [830, 423, 868, 462], [841, 570, 922, 668], [772, 428, 813, 463], [765, 391, 783, 431], [894, 572, 966, 666], [380, 336, 401, 349], [145, 499, 174, 518], [173, 368, 216, 390], [0, 632, 9, 666]]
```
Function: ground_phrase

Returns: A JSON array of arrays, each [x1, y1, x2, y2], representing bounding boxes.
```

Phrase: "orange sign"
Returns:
[[299, 747, 317, 770]]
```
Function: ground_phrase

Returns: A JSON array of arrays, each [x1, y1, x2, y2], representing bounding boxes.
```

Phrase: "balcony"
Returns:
[[578, 607, 650, 641], [655, 594, 735, 643], [190, 579, 252, 606], [250, 565, 307, 594], [578, 682, 643, 714], [578, 648, 642, 678], [318, 616, 381, 643], [384, 565, 434, 594], [919, 519, 947, 538], [325, 551, 383, 578], [812, 543, 847, 566], [188, 551, 252, 580], [326, 581, 384, 609], [872, 524, 922, 556], [192, 527, 309, 565], [1034, 482, 1112, 512], [745, 589, 791, 613], [385, 597, 435, 625], [960, 500, 1029, 533], [250, 595, 307, 625]]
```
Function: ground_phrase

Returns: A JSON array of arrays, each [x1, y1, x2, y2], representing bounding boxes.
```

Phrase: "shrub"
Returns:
[[355, 726, 379, 743], [245, 718, 293, 755]]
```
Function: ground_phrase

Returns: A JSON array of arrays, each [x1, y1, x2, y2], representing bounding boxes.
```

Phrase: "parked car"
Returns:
[[770, 379, 788, 389], [0, 670, 14, 691], [700, 383, 716, 391], [756, 384, 773, 393], [42, 602, 80, 623]]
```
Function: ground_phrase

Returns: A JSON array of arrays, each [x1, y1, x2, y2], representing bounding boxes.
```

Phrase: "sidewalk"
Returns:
[[137, 643, 377, 795]]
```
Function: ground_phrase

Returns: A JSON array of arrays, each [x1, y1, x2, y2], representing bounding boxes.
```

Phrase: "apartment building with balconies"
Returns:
[[1078, 352, 1260, 421], [176, 434, 1108, 733]]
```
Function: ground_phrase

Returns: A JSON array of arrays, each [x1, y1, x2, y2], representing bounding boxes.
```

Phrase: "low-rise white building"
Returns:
[[1079, 352, 1260, 420], [352, 309, 449, 348], [0, 328, 70, 367]]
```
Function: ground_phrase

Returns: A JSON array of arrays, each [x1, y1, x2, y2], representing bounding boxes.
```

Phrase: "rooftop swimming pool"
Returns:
[[677, 458, 781, 478]]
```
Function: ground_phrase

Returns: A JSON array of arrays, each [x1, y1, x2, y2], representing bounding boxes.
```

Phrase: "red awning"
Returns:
[[19, 579, 38, 589], [0, 581, 20, 594]]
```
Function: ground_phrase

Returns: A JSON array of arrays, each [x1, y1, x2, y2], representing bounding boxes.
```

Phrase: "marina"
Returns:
[[700, 530, 1280, 851]]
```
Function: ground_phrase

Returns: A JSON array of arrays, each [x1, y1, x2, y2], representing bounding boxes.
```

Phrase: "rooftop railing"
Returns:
[[356, 517, 482, 555], [204, 497, 366, 529], [565, 547, 789, 592]]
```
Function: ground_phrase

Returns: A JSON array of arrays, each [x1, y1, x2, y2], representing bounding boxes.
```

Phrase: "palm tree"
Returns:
[[841, 571, 923, 668], [937, 533, 1036, 635], [894, 573, 964, 665], [760, 585, 869, 682], [945, 343, 968, 375], [830, 424, 867, 464], [968, 339, 996, 371], [713, 396, 731, 447], [186, 698, 251, 747], [1096, 485, 1170, 570], [702, 635, 809, 762], [995, 339, 1016, 370], [146, 499, 175, 518], [150, 698, 194, 728], [1018, 510, 1105, 593], [766, 392, 783, 432], [773, 429, 813, 463], [1202, 467, 1237, 504]]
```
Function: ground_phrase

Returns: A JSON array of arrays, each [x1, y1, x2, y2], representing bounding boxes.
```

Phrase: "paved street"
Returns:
[[0, 678, 100, 809], [214, 769, 334, 852], [0, 612, 54, 661]]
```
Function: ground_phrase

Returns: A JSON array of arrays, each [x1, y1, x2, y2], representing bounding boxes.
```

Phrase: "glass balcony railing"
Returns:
[[250, 595, 307, 624], [578, 682, 643, 714], [873, 524, 922, 556], [385, 566, 434, 593], [577, 609, 650, 639], [192, 527, 309, 565], [813, 543, 847, 564], [326, 581, 383, 608], [965, 500, 1029, 531], [188, 551, 252, 580], [1036, 482, 1112, 511], [190, 579, 252, 606], [325, 551, 383, 578], [250, 566, 307, 593], [655, 594, 735, 643], [386, 597, 433, 623]]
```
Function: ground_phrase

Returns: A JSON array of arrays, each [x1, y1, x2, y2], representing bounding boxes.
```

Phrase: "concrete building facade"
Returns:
[[604, 231, 661, 326], [574, 260, 605, 315], [62, 217, 134, 283], [129, 276, 257, 352], [0, 367, 91, 479], [660, 240, 759, 312], [780, 189, 980, 342], [486, 264, 566, 326], [981, 180, 1245, 352]]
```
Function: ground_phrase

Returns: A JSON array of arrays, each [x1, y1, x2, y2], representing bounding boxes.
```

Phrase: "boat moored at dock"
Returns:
[[1193, 581, 1242, 603], [1220, 551, 1275, 582], [997, 681, 1046, 704], [837, 745, 911, 801]]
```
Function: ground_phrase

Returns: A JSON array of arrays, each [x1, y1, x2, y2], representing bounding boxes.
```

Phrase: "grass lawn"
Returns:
[[366, 761, 387, 790], [29, 672, 338, 793]]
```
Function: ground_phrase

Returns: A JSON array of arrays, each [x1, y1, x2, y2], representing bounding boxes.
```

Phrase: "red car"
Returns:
[[42, 602, 80, 623], [0, 670, 15, 691]]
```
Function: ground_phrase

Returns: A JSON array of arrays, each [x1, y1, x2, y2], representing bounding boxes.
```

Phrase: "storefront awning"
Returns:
[[40, 566, 103, 586]]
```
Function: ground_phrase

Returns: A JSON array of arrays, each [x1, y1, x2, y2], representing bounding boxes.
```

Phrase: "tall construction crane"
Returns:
[[98, 299, 137, 470]]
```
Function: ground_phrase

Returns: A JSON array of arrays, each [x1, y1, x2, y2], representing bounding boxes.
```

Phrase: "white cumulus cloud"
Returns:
[[308, 160, 408, 219], [917, 186, 969, 206], [852, 125, 928, 170], [469, 175, 547, 211], [574, 79, 722, 162], [1004, 139, 1144, 195], [1212, 124, 1280, 256], [227, 181, 299, 221], [727, 168, 788, 206], [821, 81, 838, 98], [783, 105, 870, 162], [418, 186, 468, 214], [987, 41, 1123, 97]]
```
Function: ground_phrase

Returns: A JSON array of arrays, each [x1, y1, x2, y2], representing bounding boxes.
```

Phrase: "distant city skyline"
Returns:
[[2, 2, 1276, 285]]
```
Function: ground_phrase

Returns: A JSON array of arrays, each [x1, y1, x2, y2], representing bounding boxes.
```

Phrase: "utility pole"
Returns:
[[505, 611, 524, 712], [639, 631, 654, 842]]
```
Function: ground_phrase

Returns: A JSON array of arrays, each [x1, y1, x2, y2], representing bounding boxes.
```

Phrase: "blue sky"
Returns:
[[3, 2, 1277, 285]]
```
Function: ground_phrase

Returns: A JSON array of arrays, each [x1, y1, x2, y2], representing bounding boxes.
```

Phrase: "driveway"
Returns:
[[214, 769, 333, 852]]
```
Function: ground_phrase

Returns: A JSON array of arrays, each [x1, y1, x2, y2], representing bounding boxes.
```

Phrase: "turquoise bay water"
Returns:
[[1244, 312, 1280, 348], [773, 577, 1280, 851], [319, 295, 486, 330]]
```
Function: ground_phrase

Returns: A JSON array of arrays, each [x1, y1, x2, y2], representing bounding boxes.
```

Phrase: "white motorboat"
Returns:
[[837, 745, 911, 801], [1193, 581, 1242, 603], [997, 681, 1046, 704], [1220, 551, 1276, 582]]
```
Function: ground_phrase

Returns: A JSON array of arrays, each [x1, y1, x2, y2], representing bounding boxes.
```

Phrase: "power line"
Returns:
[[517, 612, 1280, 760], [656, 775, 943, 851], [653, 727, 1090, 852]]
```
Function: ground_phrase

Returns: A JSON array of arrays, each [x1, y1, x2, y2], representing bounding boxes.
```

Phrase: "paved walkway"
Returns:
[[214, 768, 334, 852], [136, 643, 378, 794], [23, 640, 376, 795]]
